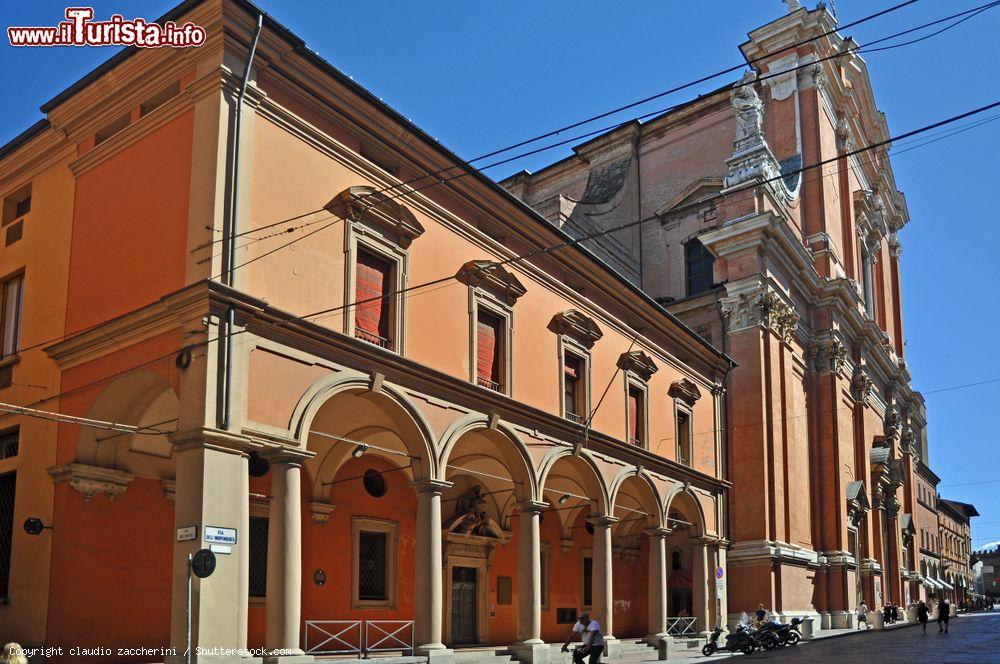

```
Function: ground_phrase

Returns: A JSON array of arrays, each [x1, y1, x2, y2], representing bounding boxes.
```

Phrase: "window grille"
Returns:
[[358, 531, 387, 600], [249, 516, 268, 598], [0, 473, 15, 601], [0, 430, 17, 461]]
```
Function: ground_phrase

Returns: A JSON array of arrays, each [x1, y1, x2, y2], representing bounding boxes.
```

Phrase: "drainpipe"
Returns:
[[221, 14, 263, 431]]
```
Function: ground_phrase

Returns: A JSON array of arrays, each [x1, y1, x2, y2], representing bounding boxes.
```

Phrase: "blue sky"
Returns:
[[2, 1, 998, 549]]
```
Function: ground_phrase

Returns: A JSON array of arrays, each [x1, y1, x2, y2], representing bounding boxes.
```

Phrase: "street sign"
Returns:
[[191, 549, 217, 578], [209, 544, 232, 555], [204, 526, 237, 545], [176, 526, 197, 542], [716, 566, 724, 579], [716, 578, 724, 593]]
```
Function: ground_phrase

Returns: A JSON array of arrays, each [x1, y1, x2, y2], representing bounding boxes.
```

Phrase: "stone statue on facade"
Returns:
[[731, 71, 765, 147]]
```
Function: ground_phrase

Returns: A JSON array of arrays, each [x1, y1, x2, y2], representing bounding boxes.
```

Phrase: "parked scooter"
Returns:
[[702, 615, 756, 656]]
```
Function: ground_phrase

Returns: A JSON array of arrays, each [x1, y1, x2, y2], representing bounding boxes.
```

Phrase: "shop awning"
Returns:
[[938, 577, 954, 591], [924, 577, 943, 590]]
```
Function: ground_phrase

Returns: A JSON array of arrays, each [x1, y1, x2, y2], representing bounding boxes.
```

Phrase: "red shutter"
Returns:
[[477, 316, 498, 385], [355, 251, 391, 342], [627, 390, 638, 443], [564, 356, 578, 379]]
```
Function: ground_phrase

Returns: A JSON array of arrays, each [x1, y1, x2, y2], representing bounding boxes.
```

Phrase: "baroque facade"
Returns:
[[0, 1, 736, 662], [503, 4, 942, 627]]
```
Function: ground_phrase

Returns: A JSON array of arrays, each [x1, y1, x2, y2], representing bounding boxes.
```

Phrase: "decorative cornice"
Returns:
[[810, 335, 847, 375], [851, 364, 874, 406], [325, 185, 425, 249], [455, 260, 527, 306], [48, 463, 135, 501], [548, 310, 603, 349], [668, 378, 702, 406], [309, 501, 335, 525], [617, 350, 659, 382]]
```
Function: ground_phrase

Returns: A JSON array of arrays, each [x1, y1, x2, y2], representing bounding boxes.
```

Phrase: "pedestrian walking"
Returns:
[[883, 603, 892, 625], [890, 603, 899, 624], [937, 598, 951, 634], [917, 601, 930, 634], [1, 643, 27, 664], [857, 601, 870, 630], [561, 611, 605, 664]]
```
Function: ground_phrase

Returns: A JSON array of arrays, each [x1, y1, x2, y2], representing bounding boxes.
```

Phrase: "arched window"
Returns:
[[672, 549, 683, 571], [684, 239, 714, 296]]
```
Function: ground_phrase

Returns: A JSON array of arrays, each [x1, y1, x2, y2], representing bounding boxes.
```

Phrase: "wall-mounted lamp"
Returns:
[[558, 494, 571, 505], [314, 569, 327, 586], [352, 444, 369, 458]]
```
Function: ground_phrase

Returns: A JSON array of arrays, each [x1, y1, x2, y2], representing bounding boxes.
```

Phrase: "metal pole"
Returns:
[[187, 552, 193, 664]]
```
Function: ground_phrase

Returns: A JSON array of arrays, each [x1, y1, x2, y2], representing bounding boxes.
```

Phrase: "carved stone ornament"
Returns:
[[48, 462, 135, 501], [720, 287, 799, 343], [455, 260, 527, 305], [811, 336, 847, 374], [731, 71, 764, 149], [310, 501, 336, 525], [851, 365, 874, 405], [326, 185, 425, 248], [883, 405, 901, 442], [617, 350, 659, 382], [797, 59, 827, 92], [548, 310, 603, 349], [836, 110, 857, 152], [668, 378, 703, 406]]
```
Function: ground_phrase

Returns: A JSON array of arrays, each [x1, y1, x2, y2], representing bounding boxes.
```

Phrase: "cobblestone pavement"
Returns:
[[615, 610, 1000, 664]]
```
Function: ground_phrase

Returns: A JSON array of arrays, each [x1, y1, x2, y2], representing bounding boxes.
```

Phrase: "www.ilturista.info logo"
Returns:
[[7, 7, 206, 47]]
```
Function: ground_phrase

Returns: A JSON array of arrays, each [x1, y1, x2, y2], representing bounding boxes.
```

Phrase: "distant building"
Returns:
[[974, 544, 1000, 600], [937, 499, 979, 604]]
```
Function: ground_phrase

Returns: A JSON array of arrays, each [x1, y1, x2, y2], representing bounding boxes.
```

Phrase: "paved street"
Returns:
[[668, 611, 1000, 664]]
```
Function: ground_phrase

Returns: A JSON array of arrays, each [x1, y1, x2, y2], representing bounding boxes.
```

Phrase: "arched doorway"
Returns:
[[609, 473, 662, 639], [438, 422, 535, 647], [663, 488, 708, 635]]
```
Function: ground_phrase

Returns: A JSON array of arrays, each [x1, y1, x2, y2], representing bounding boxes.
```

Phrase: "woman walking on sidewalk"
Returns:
[[857, 601, 870, 630], [917, 601, 930, 634]]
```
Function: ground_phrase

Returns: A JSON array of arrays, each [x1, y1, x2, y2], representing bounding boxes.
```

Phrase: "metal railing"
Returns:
[[304, 620, 414, 657], [365, 620, 415, 656], [304, 620, 362, 656], [665, 616, 698, 636], [477, 377, 502, 392]]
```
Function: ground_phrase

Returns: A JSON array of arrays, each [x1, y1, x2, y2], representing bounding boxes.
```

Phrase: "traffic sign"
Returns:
[[191, 549, 217, 578], [716, 566, 724, 579]]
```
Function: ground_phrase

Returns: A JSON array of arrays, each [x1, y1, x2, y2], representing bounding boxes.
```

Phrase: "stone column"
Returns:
[[413, 480, 452, 663], [588, 516, 618, 656], [511, 501, 550, 664], [264, 455, 311, 662], [167, 431, 252, 664], [716, 545, 729, 631], [645, 528, 669, 641], [692, 537, 711, 636]]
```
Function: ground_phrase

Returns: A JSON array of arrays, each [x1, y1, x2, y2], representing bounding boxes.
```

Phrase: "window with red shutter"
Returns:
[[355, 248, 393, 347], [627, 386, 644, 446], [564, 353, 582, 421], [476, 310, 503, 391]]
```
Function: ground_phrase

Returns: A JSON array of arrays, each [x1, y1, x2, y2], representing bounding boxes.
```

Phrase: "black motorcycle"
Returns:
[[756, 617, 802, 648], [702, 622, 756, 656]]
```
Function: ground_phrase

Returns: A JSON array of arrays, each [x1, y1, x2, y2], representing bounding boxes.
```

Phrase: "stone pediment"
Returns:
[[455, 260, 527, 305], [617, 350, 658, 381], [668, 378, 702, 406], [326, 185, 425, 248], [548, 310, 603, 348]]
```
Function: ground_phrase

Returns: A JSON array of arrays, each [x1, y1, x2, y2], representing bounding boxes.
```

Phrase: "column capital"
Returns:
[[169, 427, 258, 456], [644, 527, 672, 539], [261, 446, 314, 465], [586, 515, 620, 527], [516, 500, 550, 514], [410, 478, 453, 495]]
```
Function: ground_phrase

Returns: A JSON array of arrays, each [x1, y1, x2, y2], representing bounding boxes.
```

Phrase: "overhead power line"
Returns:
[[199, 0, 922, 250], [206, 1, 999, 278]]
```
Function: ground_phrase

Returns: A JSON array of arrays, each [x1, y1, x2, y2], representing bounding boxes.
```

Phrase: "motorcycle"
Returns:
[[756, 617, 802, 648], [702, 616, 756, 656]]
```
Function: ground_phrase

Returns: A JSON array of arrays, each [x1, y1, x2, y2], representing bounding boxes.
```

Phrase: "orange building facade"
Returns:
[[505, 5, 945, 628], [0, 1, 736, 662]]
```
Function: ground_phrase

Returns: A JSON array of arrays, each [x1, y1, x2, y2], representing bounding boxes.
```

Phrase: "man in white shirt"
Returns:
[[561, 612, 604, 664]]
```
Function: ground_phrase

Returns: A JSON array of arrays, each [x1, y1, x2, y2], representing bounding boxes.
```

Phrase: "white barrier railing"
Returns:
[[665, 616, 697, 636], [304, 620, 363, 656], [304, 619, 415, 657], [365, 620, 415, 656]]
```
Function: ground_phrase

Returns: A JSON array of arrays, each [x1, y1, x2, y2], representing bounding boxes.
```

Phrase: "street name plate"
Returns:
[[204, 525, 237, 545], [176, 525, 197, 542]]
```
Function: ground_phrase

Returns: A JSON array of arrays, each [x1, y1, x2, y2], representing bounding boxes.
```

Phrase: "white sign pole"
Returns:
[[186, 552, 193, 664]]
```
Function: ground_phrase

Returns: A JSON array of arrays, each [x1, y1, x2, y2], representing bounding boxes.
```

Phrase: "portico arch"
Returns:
[[662, 487, 711, 634]]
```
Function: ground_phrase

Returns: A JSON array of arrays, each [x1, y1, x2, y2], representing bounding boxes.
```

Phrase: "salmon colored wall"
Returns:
[[246, 115, 721, 472], [67, 111, 194, 333], [46, 479, 173, 662]]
